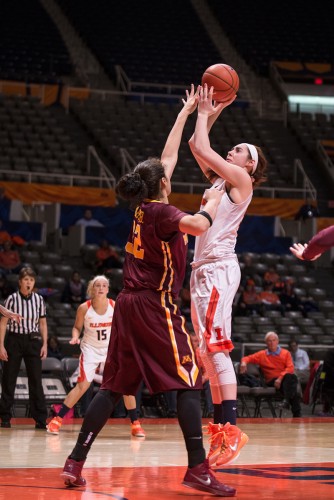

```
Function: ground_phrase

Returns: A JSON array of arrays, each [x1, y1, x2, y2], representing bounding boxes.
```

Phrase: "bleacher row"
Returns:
[[0, 94, 86, 183], [0, 91, 312, 195]]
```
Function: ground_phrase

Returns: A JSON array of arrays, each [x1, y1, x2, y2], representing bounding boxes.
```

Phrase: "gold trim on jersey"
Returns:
[[158, 241, 175, 293], [161, 292, 199, 387]]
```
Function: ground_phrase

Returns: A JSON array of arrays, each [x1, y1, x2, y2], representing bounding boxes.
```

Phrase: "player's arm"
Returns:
[[70, 303, 87, 344], [290, 225, 334, 261], [179, 187, 222, 236], [190, 86, 251, 192], [161, 85, 199, 180]]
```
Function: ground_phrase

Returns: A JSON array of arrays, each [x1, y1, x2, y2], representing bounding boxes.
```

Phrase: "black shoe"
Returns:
[[279, 399, 290, 410], [293, 412, 302, 418], [1, 421, 11, 428], [35, 422, 47, 430]]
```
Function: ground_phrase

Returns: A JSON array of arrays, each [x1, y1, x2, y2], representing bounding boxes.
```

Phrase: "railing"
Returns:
[[0, 169, 113, 188], [292, 158, 317, 200], [87, 145, 116, 188], [120, 148, 137, 175]]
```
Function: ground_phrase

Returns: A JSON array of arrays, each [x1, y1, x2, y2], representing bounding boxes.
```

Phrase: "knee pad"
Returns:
[[201, 352, 236, 386]]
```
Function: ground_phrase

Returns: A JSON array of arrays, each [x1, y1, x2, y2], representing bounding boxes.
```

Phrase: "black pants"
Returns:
[[0, 333, 47, 423], [268, 373, 301, 416]]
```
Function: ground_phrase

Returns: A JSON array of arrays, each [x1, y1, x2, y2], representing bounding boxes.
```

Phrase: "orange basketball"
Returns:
[[201, 63, 239, 103]]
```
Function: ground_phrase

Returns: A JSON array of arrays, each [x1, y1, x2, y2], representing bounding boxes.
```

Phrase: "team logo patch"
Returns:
[[181, 355, 192, 364]]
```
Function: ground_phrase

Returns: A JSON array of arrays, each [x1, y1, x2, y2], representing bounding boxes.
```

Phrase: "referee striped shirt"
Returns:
[[4, 291, 46, 334]]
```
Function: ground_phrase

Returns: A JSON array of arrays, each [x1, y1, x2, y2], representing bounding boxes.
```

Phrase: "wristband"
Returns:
[[197, 210, 213, 227]]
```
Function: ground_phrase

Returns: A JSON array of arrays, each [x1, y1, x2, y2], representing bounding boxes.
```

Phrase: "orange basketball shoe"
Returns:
[[131, 420, 146, 438], [47, 416, 63, 435], [214, 423, 249, 467], [203, 422, 226, 466]]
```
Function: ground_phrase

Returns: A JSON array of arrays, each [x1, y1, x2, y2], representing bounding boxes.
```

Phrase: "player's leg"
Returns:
[[123, 394, 145, 437], [61, 388, 122, 486]]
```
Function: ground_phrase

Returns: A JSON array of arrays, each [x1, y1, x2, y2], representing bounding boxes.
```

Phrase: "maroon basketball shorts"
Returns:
[[101, 289, 202, 395]]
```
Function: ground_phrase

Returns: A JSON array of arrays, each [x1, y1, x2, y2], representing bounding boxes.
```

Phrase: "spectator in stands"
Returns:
[[47, 335, 64, 360], [288, 339, 310, 389], [0, 219, 26, 248], [0, 219, 12, 247], [240, 254, 256, 287], [75, 209, 104, 227], [95, 239, 122, 273], [263, 265, 281, 289], [0, 240, 22, 274], [279, 279, 304, 315], [321, 350, 334, 415], [240, 331, 301, 417], [258, 281, 284, 315], [0, 272, 15, 299], [61, 271, 86, 305], [237, 279, 262, 316]]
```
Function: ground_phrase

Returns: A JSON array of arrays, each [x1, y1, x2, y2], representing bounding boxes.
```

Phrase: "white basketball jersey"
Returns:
[[81, 298, 115, 349], [193, 179, 252, 266]]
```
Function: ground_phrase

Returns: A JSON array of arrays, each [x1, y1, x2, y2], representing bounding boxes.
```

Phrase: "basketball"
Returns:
[[201, 63, 239, 103]]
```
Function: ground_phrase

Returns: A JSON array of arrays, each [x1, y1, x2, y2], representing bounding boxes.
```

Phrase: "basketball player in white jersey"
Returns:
[[47, 275, 145, 437], [189, 85, 267, 466]]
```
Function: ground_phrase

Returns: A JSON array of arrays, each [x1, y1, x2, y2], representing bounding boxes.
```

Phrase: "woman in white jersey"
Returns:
[[189, 85, 267, 467], [47, 275, 145, 438]]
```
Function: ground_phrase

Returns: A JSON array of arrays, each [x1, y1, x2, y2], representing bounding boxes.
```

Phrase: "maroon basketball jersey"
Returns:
[[123, 200, 188, 297]]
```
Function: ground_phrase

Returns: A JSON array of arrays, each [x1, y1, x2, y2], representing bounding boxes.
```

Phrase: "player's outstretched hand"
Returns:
[[182, 84, 199, 115], [290, 242, 307, 260]]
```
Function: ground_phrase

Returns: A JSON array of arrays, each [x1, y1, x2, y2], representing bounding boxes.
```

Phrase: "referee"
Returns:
[[0, 267, 48, 428]]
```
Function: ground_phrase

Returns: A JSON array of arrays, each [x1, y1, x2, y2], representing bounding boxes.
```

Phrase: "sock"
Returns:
[[222, 400, 237, 425], [58, 404, 71, 419], [213, 403, 224, 424], [128, 408, 137, 423], [177, 389, 206, 468]]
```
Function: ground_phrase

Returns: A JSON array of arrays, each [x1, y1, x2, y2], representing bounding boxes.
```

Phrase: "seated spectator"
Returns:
[[96, 239, 122, 273], [240, 254, 255, 287], [300, 294, 320, 317], [0, 219, 26, 248], [0, 240, 22, 274], [288, 339, 310, 390], [258, 282, 284, 315], [240, 331, 301, 417], [75, 209, 104, 227], [0, 219, 12, 247], [237, 279, 262, 316], [0, 272, 15, 299], [61, 271, 86, 305], [321, 350, 334, 415], [263, 265, 280, 286], [279, 279, 304, 315], [47, 335, 64, 360]]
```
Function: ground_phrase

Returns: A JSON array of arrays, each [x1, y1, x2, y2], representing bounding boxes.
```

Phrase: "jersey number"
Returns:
[[97, 329, 107, 341], [125, 222, 144, 259]]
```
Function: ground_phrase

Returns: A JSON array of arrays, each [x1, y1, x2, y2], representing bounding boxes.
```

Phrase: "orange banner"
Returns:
[[0, 182, 116, 207]]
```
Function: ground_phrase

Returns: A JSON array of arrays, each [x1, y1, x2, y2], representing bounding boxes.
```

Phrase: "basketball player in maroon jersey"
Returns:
[[290, 225, 334, 260], [61, 85, 236, 497]]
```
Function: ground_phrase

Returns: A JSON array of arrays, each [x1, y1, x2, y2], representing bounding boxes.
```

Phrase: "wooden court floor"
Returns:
[[0, 417, 334, 499]]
